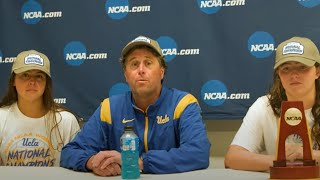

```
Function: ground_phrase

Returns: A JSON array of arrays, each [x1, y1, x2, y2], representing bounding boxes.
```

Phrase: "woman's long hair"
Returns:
[[268, 63, 320, 147], [0, 73, 79, 152]]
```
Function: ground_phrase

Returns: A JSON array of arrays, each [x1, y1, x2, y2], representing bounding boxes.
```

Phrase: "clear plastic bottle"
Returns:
[[121, 126, 140, 179]]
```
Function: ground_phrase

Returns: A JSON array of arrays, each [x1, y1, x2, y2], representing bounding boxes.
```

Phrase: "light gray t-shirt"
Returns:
[[0, 103, 80, 166], [231, 95, 314, 155]]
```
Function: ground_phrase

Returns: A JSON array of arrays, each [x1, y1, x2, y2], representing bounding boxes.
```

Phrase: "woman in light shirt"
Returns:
[[0, 50, 80, 166], [225, 37, 320, 171]]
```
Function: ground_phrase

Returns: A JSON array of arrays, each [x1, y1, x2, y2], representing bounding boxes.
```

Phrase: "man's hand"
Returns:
[[86, 150, 122, 176]]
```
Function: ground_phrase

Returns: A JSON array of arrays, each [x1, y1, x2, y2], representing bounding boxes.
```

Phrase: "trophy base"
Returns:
[[270, 165, 320, 179]]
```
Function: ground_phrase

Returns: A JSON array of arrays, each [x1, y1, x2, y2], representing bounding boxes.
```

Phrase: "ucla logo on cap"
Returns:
[[283, 42, 304, 55], [24, 54, 44, 66]]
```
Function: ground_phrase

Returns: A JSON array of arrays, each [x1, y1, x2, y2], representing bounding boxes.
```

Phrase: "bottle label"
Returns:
[[122, 138, 137, 151]]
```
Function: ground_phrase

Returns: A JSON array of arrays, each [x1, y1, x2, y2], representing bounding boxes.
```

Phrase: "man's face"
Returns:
[[124, 48, 164, 100]]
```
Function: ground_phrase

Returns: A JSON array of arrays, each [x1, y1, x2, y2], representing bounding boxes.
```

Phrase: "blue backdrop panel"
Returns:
[[1, 0, 320, 121]]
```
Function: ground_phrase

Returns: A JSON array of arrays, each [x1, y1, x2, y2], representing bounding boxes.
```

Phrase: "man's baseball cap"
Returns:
[[12, 50, 51, 77], [274, 36, 320, 69], [121, 36, 164, 59]]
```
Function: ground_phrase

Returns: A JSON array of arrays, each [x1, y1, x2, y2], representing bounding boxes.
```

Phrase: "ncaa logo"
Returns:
[[105, 0, 129, 20], [201, 80, 228, 106], [248, 31, 275, 58], [298, 0, 320, 8], [285, 108, 302, 126], [63, 41, 87, 66], [197, 0, 222, 14], [21, 0, 42, 24], [157, 36, 178, 62], [109, 83, 130, 97]]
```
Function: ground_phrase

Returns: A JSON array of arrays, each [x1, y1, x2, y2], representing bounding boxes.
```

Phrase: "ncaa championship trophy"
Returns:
[[270, 101, 320, 179]]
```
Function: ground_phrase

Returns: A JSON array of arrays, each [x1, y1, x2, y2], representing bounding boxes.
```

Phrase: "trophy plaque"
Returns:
[[270, 101, 320, 179]]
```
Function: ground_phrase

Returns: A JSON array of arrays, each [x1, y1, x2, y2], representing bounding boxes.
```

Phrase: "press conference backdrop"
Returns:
[[1, 0, 320, 121]]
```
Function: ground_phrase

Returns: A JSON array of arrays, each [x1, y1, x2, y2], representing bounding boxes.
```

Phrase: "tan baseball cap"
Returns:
[[12, 50, 51, 77], [274, 37, 320, 69], [121, 36, 163, 59]]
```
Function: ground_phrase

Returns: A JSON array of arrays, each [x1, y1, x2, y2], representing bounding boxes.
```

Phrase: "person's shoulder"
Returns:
[[166, 87, 199, 105], [107, 92, 129, 102], [258, 95, 268, 101], [166, 87, 191, 97], [0, 106, 10, 112], [0, 104, 14, 122], [248, 95, 273, 114], [252, 95, 270, 105], [0, 104, 13, 114], [173, 88, 198, 101], [57, 110, 77, 120]]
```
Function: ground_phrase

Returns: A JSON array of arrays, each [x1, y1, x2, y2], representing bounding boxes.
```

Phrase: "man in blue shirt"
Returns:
[[60, 36, 211, 176]]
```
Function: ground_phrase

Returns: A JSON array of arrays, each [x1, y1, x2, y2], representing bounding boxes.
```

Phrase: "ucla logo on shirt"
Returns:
[[5, 133, 56, 166], [157, 114, 170, 124], [248, 31, 275, 58]]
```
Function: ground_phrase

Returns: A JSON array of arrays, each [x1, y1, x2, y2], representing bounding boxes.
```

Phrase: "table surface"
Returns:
[[0, 166, 269, 180], [0, 157, 271, 180]]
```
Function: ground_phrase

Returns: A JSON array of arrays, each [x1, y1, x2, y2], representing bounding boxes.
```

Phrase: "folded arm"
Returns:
[[225, 145, 274, 172], [60, 107, 108, 171]]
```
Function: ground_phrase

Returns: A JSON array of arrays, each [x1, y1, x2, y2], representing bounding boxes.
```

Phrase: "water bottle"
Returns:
[[121, 126, 140, 179]]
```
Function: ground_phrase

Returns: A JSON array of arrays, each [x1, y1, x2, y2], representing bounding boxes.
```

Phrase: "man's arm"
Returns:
[[60, 106, 108, 171], [142, 101, 211, 174]]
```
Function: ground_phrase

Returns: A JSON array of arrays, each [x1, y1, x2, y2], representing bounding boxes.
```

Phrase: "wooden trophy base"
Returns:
[[270, 165, 320, 179]]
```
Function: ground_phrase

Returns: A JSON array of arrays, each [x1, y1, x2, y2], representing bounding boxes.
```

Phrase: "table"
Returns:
[[0, 167, 269, 180]]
